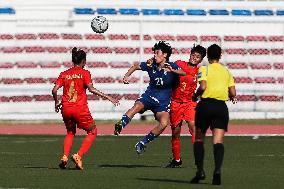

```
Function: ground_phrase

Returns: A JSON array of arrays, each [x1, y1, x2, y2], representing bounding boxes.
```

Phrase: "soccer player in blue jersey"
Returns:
[[114, 41, 186, 154]]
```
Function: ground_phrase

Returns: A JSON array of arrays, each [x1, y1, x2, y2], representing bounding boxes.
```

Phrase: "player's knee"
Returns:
[[88, 127, 97, 136]]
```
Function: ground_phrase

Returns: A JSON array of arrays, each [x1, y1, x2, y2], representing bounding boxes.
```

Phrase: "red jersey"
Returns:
[[171, 60, 198, 102], [56, 66, 93, 106]]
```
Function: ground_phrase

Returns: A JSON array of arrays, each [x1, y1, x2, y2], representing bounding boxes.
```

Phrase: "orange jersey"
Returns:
[[171, 60, 198, 102], [56, 66, 93, 106]]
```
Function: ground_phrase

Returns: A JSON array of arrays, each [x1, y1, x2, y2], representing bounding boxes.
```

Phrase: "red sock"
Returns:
[[172, 138, 181, 161], [63, 132, 75, 156], [78, 128, 97, 157]]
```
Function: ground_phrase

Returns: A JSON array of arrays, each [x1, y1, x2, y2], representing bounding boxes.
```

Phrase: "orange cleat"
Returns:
[[71, 153, 83, 170], [59, 155, 68, 169]]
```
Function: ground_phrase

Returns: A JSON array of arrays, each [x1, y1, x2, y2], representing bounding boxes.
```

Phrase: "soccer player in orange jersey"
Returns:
[[165, 45, 206, 168], [52, 47, 119, 170]]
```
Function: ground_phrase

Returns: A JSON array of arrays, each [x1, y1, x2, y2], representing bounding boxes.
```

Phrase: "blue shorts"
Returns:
[[137, 93, 170, 115]]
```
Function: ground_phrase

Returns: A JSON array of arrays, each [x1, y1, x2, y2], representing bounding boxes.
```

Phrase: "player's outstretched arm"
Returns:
[[229, 86, 237, 104], [164, 63, 186, 76], [51, 84, 62, 113], [123, 62, 141, 84], [86, 84, 120, 106]]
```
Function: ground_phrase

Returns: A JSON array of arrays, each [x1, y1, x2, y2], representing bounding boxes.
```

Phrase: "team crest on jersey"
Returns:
[[198, 72, 202, 79]]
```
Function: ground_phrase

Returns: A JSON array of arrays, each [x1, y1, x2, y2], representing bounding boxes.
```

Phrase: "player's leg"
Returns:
[[184, 102, 197, 144], [186, 120, 195, 144], [114, 101, 145, 135], [212, 128, 225, 185], [135, 111, 170, 154]]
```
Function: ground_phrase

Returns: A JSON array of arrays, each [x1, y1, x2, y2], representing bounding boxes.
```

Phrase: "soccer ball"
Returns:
[[91, 16, 108, 33]]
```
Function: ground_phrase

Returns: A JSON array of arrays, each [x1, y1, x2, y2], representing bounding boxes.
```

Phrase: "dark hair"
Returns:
[[191, 45, 206, 59], [207, 44, 222, 60], [152, 41, 172, 61], [72, 47, 86, 65]]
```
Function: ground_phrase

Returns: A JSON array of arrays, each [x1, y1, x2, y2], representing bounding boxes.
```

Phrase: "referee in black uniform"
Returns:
[[190, 44, 237, 185]]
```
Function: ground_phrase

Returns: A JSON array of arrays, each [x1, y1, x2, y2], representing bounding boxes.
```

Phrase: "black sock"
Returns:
[[194, 141, 204, 172], [213, 143, 224, 174]]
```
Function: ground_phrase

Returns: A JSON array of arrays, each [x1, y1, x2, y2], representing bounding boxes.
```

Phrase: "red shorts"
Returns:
[[61, 105, 94, 130], [170, 101, 196, 128]]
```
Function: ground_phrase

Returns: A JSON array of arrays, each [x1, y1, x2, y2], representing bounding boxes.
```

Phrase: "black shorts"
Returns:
[[195, 98, 229, 133]]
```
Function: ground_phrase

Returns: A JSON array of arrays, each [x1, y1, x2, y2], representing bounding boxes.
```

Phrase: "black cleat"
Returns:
[[165, 159, 182, 168], [190, 170, 206, 184], [114, 120, 123, 136], [212, 172, 221, 185]]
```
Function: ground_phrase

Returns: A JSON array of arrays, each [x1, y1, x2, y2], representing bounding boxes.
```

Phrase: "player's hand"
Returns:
[[55, 101, 62, 113], [123, 75, 129, 84], [230, 96, 237, 104], [146, 57, 154, 67], [109, 97, 120, 106], [192, 93, 199, 102], [164, 63, 173, 72]]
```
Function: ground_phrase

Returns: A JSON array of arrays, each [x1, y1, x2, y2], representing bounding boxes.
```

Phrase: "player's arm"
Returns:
[[228, 86, 237, 104], [192, 80, 206, 102], [86, 84, 120, 106], [51, 84, 62, 113], [165, 63, 186, 76], [123, 62, 141, 84]]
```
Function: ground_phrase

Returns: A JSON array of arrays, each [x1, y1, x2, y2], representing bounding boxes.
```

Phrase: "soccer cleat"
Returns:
[[135, 141, 146, 155], [165, 159, 182, 168], [190, 170, 206, 184], [212, 172, 221, 185], [114, 120, 123, 136], [71, 153, 83, 170], [59, 155, 68, 169]]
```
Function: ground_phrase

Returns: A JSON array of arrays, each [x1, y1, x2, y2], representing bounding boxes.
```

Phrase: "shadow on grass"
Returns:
[[136, 177, 209, 185], [99, 164, 160, 168]]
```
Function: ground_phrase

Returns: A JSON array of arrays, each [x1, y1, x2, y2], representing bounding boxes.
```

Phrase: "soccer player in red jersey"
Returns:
[[52, 47, 119, 170], [166, 45, 206, 168]]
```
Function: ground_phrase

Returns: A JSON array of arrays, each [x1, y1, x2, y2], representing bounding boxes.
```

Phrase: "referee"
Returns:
[[190, 44, 237, 185]]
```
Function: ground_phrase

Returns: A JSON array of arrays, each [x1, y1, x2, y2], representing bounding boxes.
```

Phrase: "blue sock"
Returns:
[[141, 132, 157, 145], [121, 114, 131, 128]]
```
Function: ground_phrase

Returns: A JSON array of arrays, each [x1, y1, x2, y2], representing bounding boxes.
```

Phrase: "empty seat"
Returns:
[[163, 9, 184, 15], [268, 36, 283, 42], [200, 35, 221, 42], [254, 10, 273, 16], [116, 76, 139, 83], [2, 47, 23, 53], [225, 48, 247, 55], [15, 33, 37, 40], [276, 10, 284, 16], [45, 47, 69, 53], [250, 63, 271, 69], [39, 61, 61, 68], [172, 48, 179, 54], [33, 95, 53, 101], [47, 77, 57, 84], [108, 34, 128, 40], [0, 62, 13, 69], [277, 77, 284, 83], [1, 78, 23, 84], [23, 46, 45, 53], [123, 93, 140, 100], [179, 48, 192, 54], [0, 7, 15, 14], [234, 77, 253, 83], [87, 61, 108, 68], [74, 8, 94, 15], [258, 95, 283, 101], [143, 35, 152, 40], [119, 8, 139, 15], [38, 33, 60, 39], [107, 94, 123, 100], [237, 95, 257, 101], [96, 8, 117, 15], [87, 94, 100, 101], [153, 34, 175, 41], [61, 33, 82, 40], [129, 34, 152, 40], [144, 47, 152, 54], [247, 49, 270, 55], [113, 47, 138, 54], [209, 9, 229, 16], [10, 96, 33, 102], [176, 35, 197, 41], [271, 49, 283, 55], [24, 77, 47, 84], [93, 77, 116, 83], [226, 62, 248, 69], [16, 61, 37, 68], [0, 96, 10, 102], [0, 34, 13, 40], [255, 77, 276, 83], [223, 35, 245, 41], [63, 61, 73, 68], [246, 36, 267, 42], [186, 9, 206, 16], [84, 33, 105, 40], [273, 62, 284, 69], [109, 61, 131, 68], [91, 47, 112, 53], [231, 9, 252, 16], [141, 9, 162, 15]]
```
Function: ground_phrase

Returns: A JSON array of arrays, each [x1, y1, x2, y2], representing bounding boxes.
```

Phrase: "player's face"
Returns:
[[189, 52, 203, 65], [154, 49, 167, 64]]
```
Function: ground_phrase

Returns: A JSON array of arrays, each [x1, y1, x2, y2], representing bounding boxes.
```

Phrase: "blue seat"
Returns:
[[186, 9, 206, 16], [142, 9, 162, 15], [74, 8, 94, 15], [231, 9, 252, 16], [97, 8, 117, 15], [163, 9, 184, 15], [254, 10, 273, 16], [209, 9, 229, 16], [0, 7, 15, 14], [119, 8, 139, 15], [276, 10, 284, 16]]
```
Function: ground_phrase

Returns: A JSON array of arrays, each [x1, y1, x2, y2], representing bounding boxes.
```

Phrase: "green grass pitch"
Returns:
[[0, 135, 283, 189]]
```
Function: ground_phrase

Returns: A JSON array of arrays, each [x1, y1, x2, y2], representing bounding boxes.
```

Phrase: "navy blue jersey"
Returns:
[[140, 61, 180, 103]]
